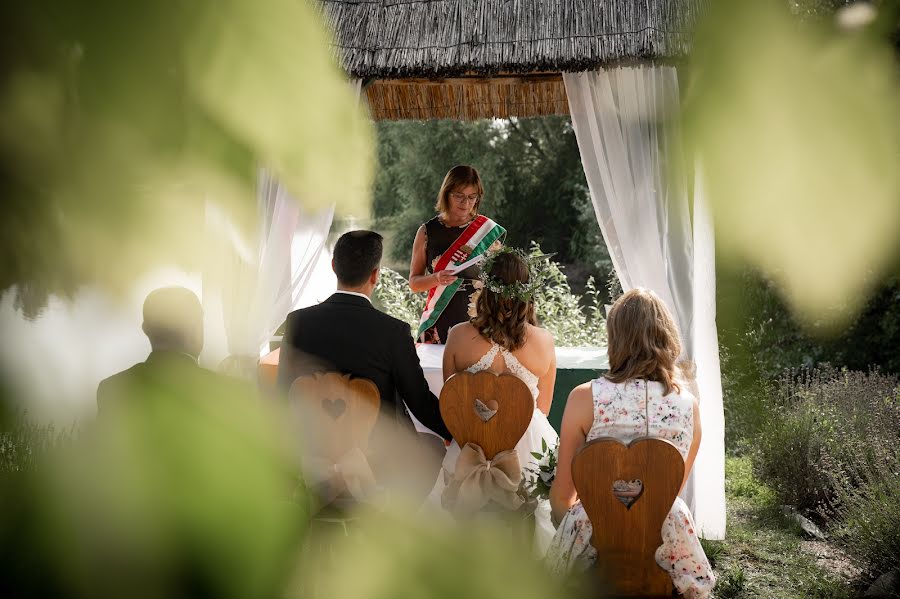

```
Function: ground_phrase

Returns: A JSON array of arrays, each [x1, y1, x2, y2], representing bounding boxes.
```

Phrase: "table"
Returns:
[[258, 344, 609, 433], [415, 344, 609, 432]]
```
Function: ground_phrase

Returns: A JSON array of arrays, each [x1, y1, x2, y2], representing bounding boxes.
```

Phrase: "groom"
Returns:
[[278, 230, 451, 443]]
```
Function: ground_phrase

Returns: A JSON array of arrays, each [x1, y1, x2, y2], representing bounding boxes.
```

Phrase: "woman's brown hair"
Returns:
[[605, 288, 682, 395], [470, 252, 536, 351], [434, 165, 484, 218]]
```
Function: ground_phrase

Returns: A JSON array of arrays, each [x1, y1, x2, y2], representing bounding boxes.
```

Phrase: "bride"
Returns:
[[432, 247, 558, 555]]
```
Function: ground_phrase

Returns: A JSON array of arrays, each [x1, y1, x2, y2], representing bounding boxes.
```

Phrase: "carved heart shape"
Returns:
[[322, 397, 347, 420], [571, 438, 684, 596], [612, 478, 644, 509], [473, 398, 499, 422], [439, 371, 533, 460]]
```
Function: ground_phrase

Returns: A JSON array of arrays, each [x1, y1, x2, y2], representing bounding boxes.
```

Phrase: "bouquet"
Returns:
[[524, 437, 558, 501]]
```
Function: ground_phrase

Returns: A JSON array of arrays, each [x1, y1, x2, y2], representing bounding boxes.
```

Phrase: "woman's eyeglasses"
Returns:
[[450, 192, 480, 203]]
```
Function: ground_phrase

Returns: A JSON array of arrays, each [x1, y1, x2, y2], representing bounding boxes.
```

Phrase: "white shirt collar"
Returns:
[[334, 290, 373, 304]]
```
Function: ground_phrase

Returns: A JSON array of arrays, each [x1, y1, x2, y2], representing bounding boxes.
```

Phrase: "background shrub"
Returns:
[[1, 415, 73, 473], [374, 243, 607, 347], [373, 266, 424, 335], [751, 367, 900, 579], [827, 454, 900, 584]]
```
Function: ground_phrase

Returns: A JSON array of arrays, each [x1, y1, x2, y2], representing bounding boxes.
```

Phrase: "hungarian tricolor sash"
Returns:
[[417, 215, 506, 339]]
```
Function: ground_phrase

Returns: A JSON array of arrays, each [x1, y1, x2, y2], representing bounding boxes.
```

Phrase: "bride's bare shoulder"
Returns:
[[446, 322, 480, 345], [526, 323, 555, 348]]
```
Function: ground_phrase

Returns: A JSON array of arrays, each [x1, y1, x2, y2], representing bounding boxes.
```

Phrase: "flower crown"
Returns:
[[478, 246, 556, 302]]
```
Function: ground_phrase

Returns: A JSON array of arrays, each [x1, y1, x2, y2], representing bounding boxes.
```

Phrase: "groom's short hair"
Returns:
[[333, 230, 383, 286]]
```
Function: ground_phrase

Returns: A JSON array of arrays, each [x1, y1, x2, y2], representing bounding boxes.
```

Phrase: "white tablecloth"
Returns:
[[409, 344, 609, 435]]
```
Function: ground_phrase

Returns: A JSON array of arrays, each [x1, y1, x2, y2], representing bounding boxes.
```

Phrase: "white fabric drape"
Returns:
[[203, 170, 334, 371], [564, 67, 726, 539], [203, 80, 364, 371]]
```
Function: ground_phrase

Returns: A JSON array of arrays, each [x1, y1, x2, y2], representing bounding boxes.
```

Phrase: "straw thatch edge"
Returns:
[[320, 0, 702, 80]]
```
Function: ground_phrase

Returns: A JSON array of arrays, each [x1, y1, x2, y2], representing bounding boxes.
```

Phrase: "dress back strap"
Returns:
[[644, 379, 650, 437]]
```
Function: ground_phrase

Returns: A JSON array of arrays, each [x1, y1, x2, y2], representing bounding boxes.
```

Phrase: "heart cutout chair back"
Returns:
[[290, 372, 380, 463], [439, 371, 533, 460], [572, 436, 684, 597]]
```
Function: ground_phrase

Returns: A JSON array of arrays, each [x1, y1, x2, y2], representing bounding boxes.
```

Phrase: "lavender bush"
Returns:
[[753, 367, 900, 580], [1, 414, 74, 473]]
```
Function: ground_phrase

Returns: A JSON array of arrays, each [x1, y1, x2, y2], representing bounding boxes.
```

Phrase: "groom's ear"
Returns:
[[369, 267, 379, 286]]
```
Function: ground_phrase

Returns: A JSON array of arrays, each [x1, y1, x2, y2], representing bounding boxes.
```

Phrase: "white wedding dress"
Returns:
[[427, 341, 559, 557]]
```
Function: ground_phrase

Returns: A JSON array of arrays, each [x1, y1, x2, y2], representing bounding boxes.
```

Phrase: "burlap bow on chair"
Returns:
[[306, 446, 379, 504], [442, 442, 525, 514]]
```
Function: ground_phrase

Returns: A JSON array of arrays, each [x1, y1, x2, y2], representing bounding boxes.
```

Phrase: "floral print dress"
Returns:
[[546, 377, 715, 598]]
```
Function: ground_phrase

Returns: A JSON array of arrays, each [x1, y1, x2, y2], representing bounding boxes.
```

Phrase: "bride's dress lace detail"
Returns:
[[465, 342, 540, 400]]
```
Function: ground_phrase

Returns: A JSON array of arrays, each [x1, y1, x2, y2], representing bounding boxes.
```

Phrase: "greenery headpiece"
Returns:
[[479, 246, 556, 301]]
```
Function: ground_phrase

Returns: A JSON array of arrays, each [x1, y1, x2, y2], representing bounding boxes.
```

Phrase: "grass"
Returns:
[[709, 456, 857, 599]]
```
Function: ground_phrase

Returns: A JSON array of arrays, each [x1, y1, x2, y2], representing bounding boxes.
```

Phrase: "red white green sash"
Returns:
[[417, 215, 506, 339]]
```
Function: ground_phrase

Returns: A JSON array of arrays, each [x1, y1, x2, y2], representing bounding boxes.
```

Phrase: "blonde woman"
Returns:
[[546, 288, 715, 598], [409, 165, 504, 344]]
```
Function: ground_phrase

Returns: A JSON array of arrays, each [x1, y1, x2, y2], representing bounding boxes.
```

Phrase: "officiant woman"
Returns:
[[409, 165, 505, 344]]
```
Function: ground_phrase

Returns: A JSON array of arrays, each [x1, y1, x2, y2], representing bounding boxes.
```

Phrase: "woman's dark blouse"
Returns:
[[421, 215, 483, 344]]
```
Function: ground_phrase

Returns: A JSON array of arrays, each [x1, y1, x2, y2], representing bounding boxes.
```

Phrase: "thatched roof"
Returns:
[[321, 0, 703, 120]]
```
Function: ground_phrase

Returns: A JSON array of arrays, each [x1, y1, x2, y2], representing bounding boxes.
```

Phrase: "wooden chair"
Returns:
[[438, 370, 534, 534], [571, 437, 685, 598], [289, 372, 381, 507], [439, 370, 534, 461], [257, 348, 281, 395]]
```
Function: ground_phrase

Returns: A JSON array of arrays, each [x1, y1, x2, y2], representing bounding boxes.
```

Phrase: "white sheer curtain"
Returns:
[[203, 79, 363, 374], [564, 67, 726, 539], [203, 170, 334, 374]]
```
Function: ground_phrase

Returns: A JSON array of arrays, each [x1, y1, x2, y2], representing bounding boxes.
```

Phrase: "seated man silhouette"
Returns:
[[278, 231, 450, 498], [96, 287, 238, 413]]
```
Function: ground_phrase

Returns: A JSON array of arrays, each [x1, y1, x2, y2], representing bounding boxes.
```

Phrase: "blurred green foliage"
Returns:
[[0, 393, 589, 598], [291, 506, 582, 599], [686, 0, 900, 326], [0, 0, 373, 317], [720, 270, 900, 375], [371, 118, 610, 275], [719, 268, 900, 453], [2, 372, 309, 598]]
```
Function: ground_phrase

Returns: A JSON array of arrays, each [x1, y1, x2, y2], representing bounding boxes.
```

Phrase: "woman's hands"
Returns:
[[433, 269, 458, 286], [410, 225, 459, 292]]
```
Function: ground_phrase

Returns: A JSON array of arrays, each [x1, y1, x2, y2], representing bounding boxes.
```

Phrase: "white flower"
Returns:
[[467, 289, 482, 319]]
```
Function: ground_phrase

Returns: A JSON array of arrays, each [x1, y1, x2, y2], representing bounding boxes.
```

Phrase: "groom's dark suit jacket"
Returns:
[[277, 292, 451, 440]]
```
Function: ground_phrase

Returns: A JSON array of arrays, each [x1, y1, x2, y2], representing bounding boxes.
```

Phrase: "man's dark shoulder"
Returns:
[[98, 362, 148, 394], [98, 358, 253, 410], [371, 306, 414, 331], [285, 302, 326, 324], [96, 361, 147, 411], [288, 301, 413, 336], [363, 306, 419, 344]]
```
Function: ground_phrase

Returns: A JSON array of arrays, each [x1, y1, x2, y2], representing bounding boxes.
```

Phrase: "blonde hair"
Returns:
[[434, 165, 484, 219], [470, 252, 536, 351], [605, 288, 682, 395]]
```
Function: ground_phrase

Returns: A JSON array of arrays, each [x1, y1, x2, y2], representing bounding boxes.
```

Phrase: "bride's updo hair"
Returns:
[[605, 288, 682, 395], [471, 251, 536, 351]]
